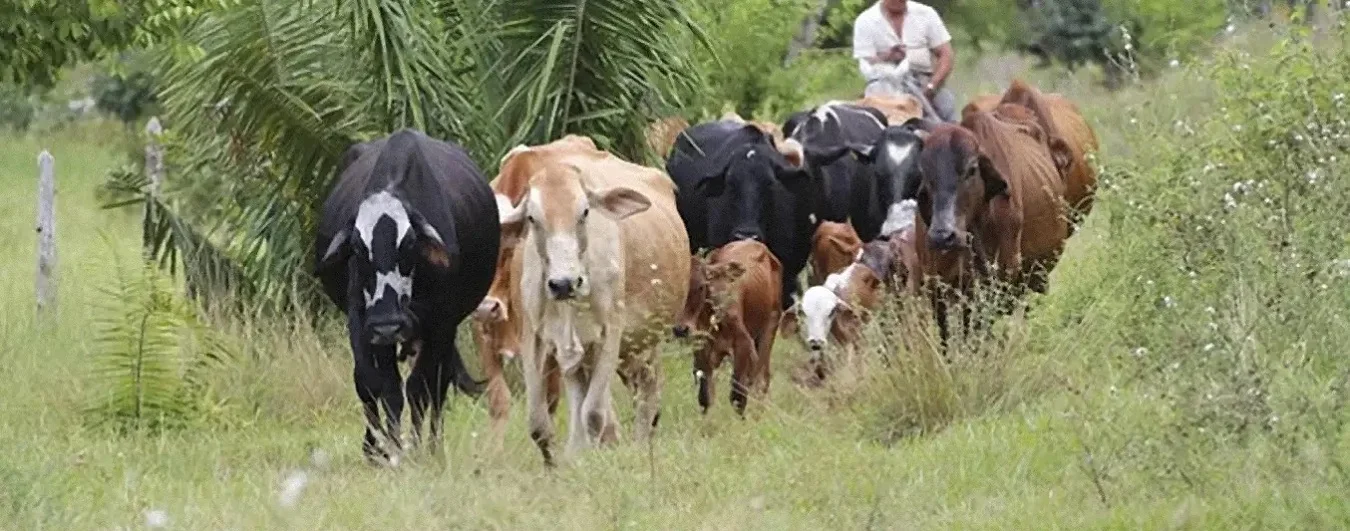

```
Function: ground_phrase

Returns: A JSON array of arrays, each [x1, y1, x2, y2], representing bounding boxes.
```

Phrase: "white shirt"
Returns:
[[852, 1, 952, 81]]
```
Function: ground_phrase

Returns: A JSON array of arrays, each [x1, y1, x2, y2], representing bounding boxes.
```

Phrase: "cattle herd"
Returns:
[[312, 78, 1100, 468]]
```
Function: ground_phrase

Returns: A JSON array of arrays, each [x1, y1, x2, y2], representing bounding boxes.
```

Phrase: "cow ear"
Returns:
[[977, 152, 1009, 200], [850, 142, 877, 163], [834, 301, 862, 333], [828, 235, 858, 258], [498, 193, 528, 247], [589, 186, 651, 220], [316, 227, 351, 274], [410, 209, 457, 269], [723, 261, 747, 282], [776, 138, 806, 169], [1047, 136, 1074, 178]]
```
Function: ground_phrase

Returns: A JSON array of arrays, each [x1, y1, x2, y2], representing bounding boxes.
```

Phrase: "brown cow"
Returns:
[[999, 80, 1099, 225], [966, 81, 1099, 229], [854, 93, 924, 124], [672, 240, 782, 416], [911, 107, 1073, 347], [498, 135, 690, 465], [808, 221, 863, 286], [962, 93, 1002, 118]]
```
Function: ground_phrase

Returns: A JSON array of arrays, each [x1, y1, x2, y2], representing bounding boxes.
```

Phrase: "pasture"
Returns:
[[2, 22, 1349, 530]]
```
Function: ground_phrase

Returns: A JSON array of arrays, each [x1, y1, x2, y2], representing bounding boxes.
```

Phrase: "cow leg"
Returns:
[[348, 314, 382, 462], [618, 345, 662, 441], [581, 329, 623, 449], [781, 275, 801, 311], [475, 324, 511, 452], [756, 313, 778, 398], [562, 360, 592, 459], [545, 354, 563, 416], [729, 326, 757, 417], [373, 345, 404, 464], [693, 348, 714, 414], [931, 293, 953, 361], [520, 334, 555, 466], [407, 328, 459, 456]]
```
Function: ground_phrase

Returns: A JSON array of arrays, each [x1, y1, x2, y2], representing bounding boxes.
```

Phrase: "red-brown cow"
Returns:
[[808, 221, 863, 286], [673, 240, 783, 416]]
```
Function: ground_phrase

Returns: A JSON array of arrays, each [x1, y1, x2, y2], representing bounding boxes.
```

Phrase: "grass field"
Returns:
[[3, 22, 1350, 530]]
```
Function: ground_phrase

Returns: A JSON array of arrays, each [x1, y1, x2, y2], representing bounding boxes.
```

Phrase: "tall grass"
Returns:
[[2, 19, 1349, 530]]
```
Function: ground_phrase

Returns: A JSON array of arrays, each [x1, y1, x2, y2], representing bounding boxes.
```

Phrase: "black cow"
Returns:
[[781, 102, 892, 241], [787, 103, 934, 241], [665, 120, 817, 310], [313, 128, 499, 464]]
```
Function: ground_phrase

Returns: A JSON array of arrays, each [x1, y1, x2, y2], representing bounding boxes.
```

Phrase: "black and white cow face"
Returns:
[[319, 190, 455, 345]]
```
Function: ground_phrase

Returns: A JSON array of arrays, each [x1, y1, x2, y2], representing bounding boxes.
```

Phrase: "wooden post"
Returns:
[[36, 150, 56, 315], [145, 117, 164, 196], [143, 117, 164, 261]]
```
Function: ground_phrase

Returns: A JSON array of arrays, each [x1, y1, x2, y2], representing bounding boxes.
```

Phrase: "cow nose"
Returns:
[[367, 315, 410, 345], [474, 298, 503, 322], [369, 324, 402, 345], [672, 324, 690, 338], [547, 278, 577, 300], [928, 228, 959, 250], [807, 338, 825, 351], [731, 229, 762, 242]]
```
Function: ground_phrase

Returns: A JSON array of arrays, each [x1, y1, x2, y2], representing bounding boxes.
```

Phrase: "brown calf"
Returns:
[[673, 240, 782, 416], [808, 221, 863, 286]]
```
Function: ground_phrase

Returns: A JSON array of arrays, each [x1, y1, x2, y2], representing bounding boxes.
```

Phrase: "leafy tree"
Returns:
[[0, 1, 138, 88], [1022, 0, 1116, 72], [91, 59, 159, 126]]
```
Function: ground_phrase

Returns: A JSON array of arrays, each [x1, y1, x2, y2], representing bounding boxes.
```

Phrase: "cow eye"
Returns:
[[526, 214, 536, 225], [581, 207, 589, 220]]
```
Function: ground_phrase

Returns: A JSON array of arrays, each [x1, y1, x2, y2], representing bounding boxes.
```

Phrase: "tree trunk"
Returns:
[[784, 0, 840, 66]]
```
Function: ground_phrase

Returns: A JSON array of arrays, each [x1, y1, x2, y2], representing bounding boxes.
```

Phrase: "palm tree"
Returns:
[[121, 0, 712, 311]]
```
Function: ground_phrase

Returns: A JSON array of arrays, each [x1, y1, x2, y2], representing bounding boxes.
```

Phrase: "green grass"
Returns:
[[4, 22, 1350, 530]]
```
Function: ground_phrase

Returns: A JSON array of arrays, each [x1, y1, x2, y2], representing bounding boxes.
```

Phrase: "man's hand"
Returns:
[[874, 44, 906, 64]]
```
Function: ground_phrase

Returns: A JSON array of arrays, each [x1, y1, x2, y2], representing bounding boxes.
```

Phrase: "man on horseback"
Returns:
[[853, 0, 958, 123]]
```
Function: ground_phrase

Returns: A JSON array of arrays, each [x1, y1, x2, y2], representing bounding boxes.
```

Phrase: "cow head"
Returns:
[[779, 283, 862, 357], [498, 165, 651, 301], [915, 124, 1007, 252], [318, 190, 457, 345], [720, 141, 811, 242], [673, 254, 710, 339]]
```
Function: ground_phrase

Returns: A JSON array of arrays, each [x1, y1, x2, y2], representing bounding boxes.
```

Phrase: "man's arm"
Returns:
[[924, 12, 955, 95], [928, 42, 954, 90]]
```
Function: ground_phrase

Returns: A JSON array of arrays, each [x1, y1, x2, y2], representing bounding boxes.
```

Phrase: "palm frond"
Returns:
[[85, 257, 237, 434]]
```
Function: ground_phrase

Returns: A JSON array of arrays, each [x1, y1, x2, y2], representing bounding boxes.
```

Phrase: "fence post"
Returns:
[[143, 117, 164, 261], [36, 150, 56, 315]]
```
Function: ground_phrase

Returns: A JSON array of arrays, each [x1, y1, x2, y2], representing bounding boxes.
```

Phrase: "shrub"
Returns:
[[1070, 21, 1350, 491]]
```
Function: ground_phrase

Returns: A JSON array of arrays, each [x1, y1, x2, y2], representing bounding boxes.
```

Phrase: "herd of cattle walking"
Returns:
[[312, 78, 1101, 467]]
